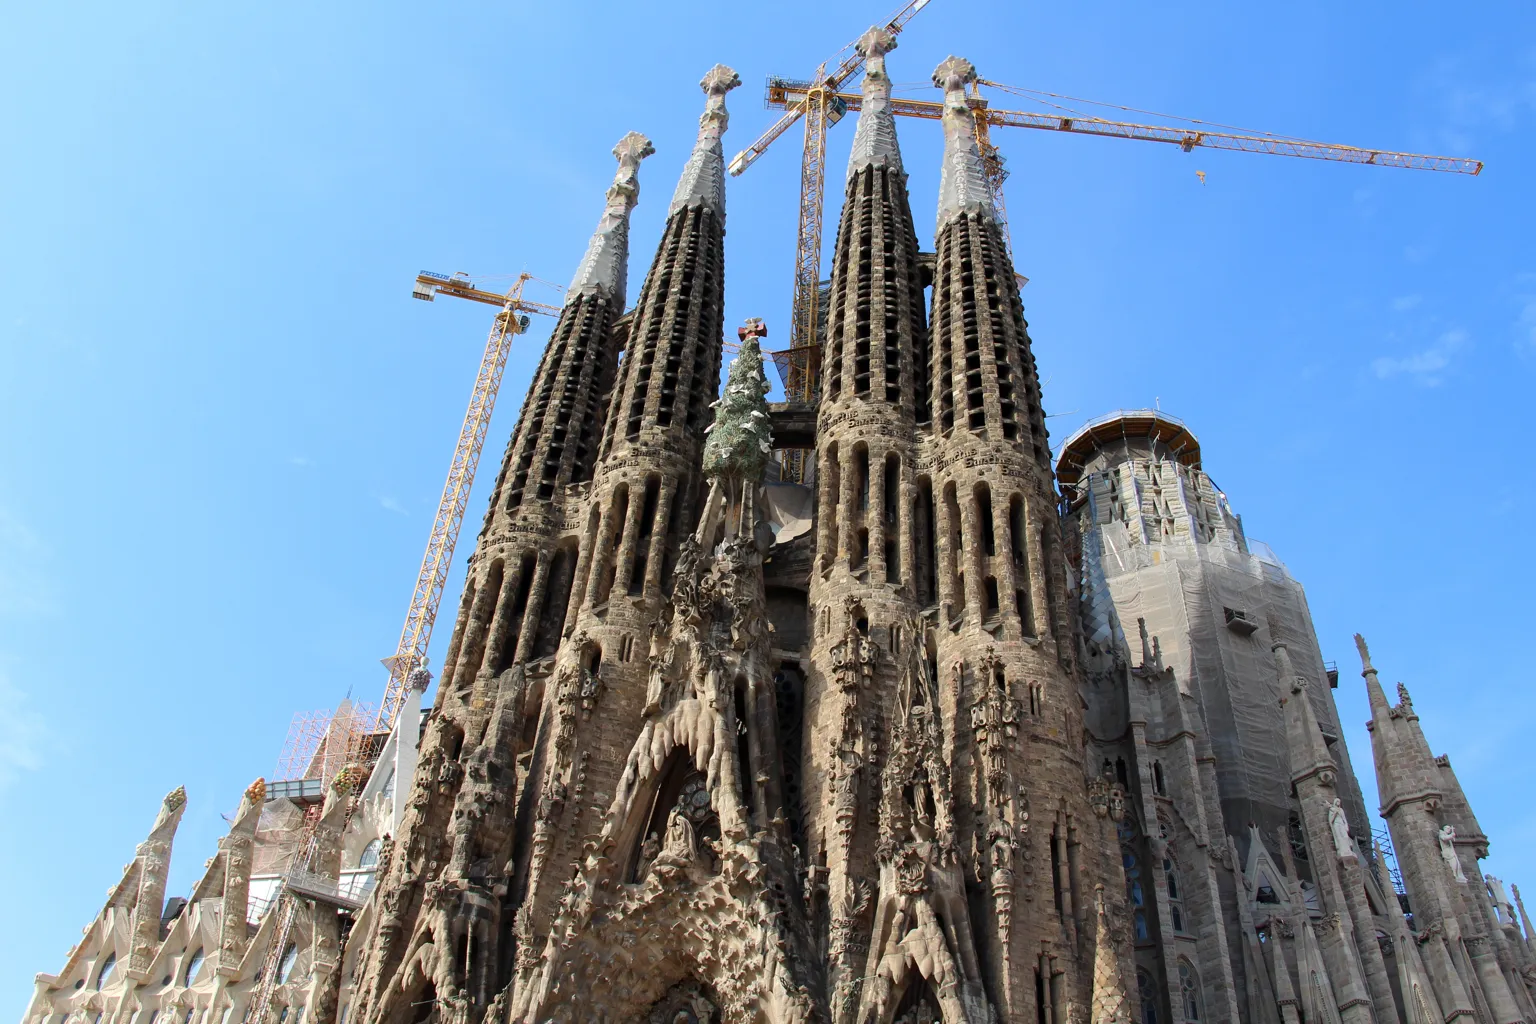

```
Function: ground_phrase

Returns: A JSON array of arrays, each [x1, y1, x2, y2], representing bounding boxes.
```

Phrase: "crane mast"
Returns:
[[379, 272, 561, 727], [729, 0, 936, 484]]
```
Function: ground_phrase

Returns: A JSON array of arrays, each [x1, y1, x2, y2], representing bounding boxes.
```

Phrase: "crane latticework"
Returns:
[[766, 86, 1484, 176], [789, 82, 831, 378], [380, 273, 560, 726], [729, 1, 935, 487]]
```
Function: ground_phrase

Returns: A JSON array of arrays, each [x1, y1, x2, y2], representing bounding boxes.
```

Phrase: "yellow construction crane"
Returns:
[[377, 271, 562, 727], [728, 0, 934, 482], [741, 51, 1482, 417], [252, 266, 568, 1021]]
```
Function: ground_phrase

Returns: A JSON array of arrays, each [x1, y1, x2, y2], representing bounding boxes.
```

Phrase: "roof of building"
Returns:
[[1055, 409, 1203, 500]]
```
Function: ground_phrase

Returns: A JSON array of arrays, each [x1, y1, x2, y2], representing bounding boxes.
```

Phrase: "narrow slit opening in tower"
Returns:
[[628, 475, 662, 596], [594, 485, 629, 606]]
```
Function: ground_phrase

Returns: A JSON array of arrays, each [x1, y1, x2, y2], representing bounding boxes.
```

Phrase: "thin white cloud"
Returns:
[[1518, 301, 1536, 356], [288, 456, 314, 467], [379, 496, 407, 516], [1392, 294, 1423, 312], [1371, 329, 1469, 386], [0, 672, 47, 789], [0, 504, 57, 616], [1515, 273, 1536, 358], [1418, 53, 1536, 151]]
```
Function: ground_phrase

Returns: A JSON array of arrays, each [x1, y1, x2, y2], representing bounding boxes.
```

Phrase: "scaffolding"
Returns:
[[273, 700, 383, 786], [768, 279, 830, 483]]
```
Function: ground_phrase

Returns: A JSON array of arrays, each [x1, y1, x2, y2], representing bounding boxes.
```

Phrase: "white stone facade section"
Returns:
[[846, 26, 903, 182], [668, 64, 739, 219], [566, 131, 655, 308]]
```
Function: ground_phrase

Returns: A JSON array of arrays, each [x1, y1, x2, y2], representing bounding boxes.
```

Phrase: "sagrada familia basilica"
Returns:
[[23, 30, 1536, 1024]]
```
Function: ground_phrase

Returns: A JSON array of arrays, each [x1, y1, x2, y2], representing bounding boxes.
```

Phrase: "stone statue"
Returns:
[[644, 622, 669, 716], [657, 807, 697, 869], [1439, 825, 1467, 883], [636, 832, 661, 879], [1328, 798, 1356, 859], [673, 538, 702, 619]]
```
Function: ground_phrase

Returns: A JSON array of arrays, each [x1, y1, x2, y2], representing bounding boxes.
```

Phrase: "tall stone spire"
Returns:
[[598, 63, 738, 461], [435, 130, 657, 700], [567, 131, 655, 309], [1356, 633, 1392, 715], [668, 64, 739, 218], [1355, 635, 1520, 1024], [217, 778, 265, 975], [1279, 643, 1399, 1019], [933, 55, 997, 232], [504, 68, 745, 1007], [1089, 886, 1132, 1024], [1279, 644, 1337, 791], [127, 785, 186, 980], [846, 26, 903, 180]]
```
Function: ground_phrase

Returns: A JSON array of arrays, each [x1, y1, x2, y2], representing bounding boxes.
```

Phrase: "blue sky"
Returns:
[[2, 0, 1532, 1013]]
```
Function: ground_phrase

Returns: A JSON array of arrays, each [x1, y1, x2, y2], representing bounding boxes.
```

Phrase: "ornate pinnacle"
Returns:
[[244, 778, 267, 805], [856, 26, 898, 72], [1355, 632, 1391, 712], [568, 131, 655, 305], [670, 64, 740, 218], [932, 56, 996, 231], [697, 63, 742, 140], [1354, 632, 1376, 674], [848, 27, 903, 180], [933, 55, 978, 104], [608, 131, 655, 204]]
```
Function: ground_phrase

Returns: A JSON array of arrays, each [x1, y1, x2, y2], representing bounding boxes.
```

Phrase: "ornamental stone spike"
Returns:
[[1355, 632, 1391, 712], [933, 54, 998, 232], [847, 26, 903, 182], [567, 131, 655, 308], [669, 63, 740, 218]]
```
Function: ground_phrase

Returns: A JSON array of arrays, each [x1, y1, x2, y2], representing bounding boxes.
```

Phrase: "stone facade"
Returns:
[[23, 43, 1536, 1024]]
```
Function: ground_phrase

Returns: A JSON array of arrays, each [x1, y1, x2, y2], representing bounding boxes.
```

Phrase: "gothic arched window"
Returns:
[[1137, 970, 1159, 1024], [1178, 960, 1202, 1022], [184, 947, 205, 986], [1165, 857, 1187, 933], [1123, 843, 1149, 940], [358, 839, 381, 870], [277, 943, 299, 985], [96, 953, 117, 988]]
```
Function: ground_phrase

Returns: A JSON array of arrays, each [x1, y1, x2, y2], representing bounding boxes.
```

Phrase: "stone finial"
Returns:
[[406, 661, 433, 693], [932, 56, 997, 232], [847, 26, 903, 181], [1354, 633, 1375, 674], [669, 64, 740, 218], [1356, 632, 1391, 712], [150, 786, 188, 835], [230, 778, 265, 834], [856, 25, 898, 68], [567, 131, 656, 306], [933, 55, 978, 97], [611, 131, 655, 191], [700, 63, 741, 107]]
